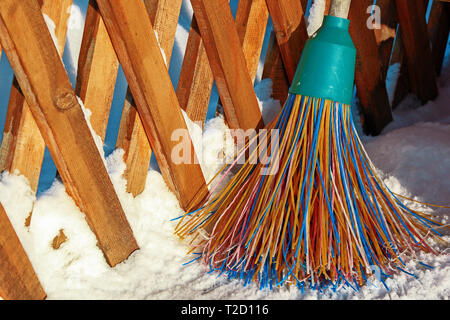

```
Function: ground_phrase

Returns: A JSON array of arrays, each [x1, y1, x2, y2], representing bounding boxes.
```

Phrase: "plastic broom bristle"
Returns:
[[175, 94, 445, 290]]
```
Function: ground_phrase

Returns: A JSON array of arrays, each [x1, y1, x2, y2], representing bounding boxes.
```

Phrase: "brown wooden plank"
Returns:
[[115, 0, 182, 197], [390, 34, 411, 108], [96, 0, 208, 210], [235, 0, 269, 83], [178, 0, 269, 129], [349, 0, 393, 135], [0, 202, 46, 300], [0, 0, 72, 193], [374, 0, 399, 79], [144, 0, 182, 63], [390, 0, 431, 108], [76, 0, 119, 140], [116, 91, 151, 196], [395, 0, 438, 103], [177, 15, 214, 127], [428, 0, 450, 76], [265, 0, 309, 83], [189, 0, 263, 130], [261, 31, 290, 106], [0, 0, 138, 267]]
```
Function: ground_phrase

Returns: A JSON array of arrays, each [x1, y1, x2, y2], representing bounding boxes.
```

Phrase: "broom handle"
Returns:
[[329, 0, 352, 19]]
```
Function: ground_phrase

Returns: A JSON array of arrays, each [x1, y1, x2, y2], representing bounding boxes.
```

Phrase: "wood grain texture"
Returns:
[[97, 0, 208, 210], [144, 0, 182, 63], [190, 0, 263, 130], [0, 0, 72, 193], [428, 0, 450, 76], [116, 0, 182, 197], [116, 91, 151, 196], [235, 0, 269, 82], [349, 0, 393, 135], [0, 202, 46, 300], [0, 0, 138, 267], [395, 0, 438, 103], [265, 0, 308, 82], [261, 31, 290, 106], [76, 0, 119, 140], [177, 15, 214, 127]]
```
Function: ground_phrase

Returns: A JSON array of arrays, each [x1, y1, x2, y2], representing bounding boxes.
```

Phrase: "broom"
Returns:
[[175, 0, 445, 291]]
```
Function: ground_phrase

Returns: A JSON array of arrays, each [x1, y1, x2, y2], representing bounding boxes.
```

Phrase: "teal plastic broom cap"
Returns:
[[289, 15, 356, 105]]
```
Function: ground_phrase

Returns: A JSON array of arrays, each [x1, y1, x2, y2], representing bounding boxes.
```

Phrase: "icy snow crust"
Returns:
[[0, 0, 448, 299]]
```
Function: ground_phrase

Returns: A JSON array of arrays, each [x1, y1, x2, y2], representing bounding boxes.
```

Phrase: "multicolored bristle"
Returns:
[[175, 94, 445, 291]]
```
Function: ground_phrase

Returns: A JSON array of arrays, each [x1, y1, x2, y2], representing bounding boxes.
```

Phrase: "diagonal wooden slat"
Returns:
[[265, 0, 309, 83], [0, 0, 72, 193], [349, 0, 393, 135], [144, 0, 181, 64], [76, 0, 119, 140], [96, 0, 208, 210], [177, 14, 214, 127], [116, 91, 151, 197], [189, 0, 263, 130], [0, 0, 138, 267], [115, 0, 182, 197], [395, 0, 438, 103], [235, 0, 269, 83], [261, 31, 290, 106], [0, 202, 46, 300]]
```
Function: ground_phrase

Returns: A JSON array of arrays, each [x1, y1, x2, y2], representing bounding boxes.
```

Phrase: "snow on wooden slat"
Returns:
[[0, 0, 139, 267], [190, 0, 263, 130], [0, 0, 72, 193], [76, 0, 119, 140], [261, 32, 290, 106], [0, 202, 46, 300], [96, 0, 208, 210], [177, 14, 214, 128], [115, 0, 182, 197]]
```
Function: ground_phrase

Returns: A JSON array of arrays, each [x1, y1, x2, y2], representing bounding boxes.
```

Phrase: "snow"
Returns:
[[0, 0, 448, 300]]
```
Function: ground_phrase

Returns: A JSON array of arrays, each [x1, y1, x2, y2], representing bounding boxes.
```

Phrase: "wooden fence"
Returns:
[[0, 0, 448, 299]]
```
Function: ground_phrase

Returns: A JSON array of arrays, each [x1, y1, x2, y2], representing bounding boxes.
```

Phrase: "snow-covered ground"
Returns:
[[0, 0, 448, 300]]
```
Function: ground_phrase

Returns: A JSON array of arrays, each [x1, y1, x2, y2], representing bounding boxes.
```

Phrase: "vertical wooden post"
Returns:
[[265, 0, 309, 82], [189, 0, 263, 130], [428, 0, 450, 76], [76, 0, 119, 140], [115, 0, 182, 197], [96, 0, 208, 210], [0, 0, 72, 193], [373, 0, 399, 79], [0, 0, 138, 267], [0, 202, 46, 300], [395, 0, 438, 103], [177, 15, 214, 127], [389, 29, 410, 107], [349, 0, 393, 135]]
